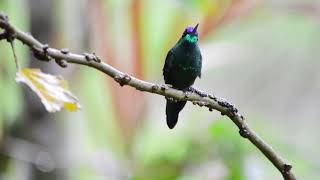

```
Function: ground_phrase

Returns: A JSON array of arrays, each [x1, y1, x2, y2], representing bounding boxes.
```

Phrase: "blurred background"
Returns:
[[0, 0, 320, 179]]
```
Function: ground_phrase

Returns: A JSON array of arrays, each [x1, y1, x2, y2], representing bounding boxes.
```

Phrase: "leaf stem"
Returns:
[[10, 41, 20, 70]]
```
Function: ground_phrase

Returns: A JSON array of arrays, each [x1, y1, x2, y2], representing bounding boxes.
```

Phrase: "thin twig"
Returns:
[[0, 12, 296, 180], [10, 41, 20, 70]]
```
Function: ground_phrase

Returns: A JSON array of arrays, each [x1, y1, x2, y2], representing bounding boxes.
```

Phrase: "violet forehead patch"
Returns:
[[185, 27, 198, 35]]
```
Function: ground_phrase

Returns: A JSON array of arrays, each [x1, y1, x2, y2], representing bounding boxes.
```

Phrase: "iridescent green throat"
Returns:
[[185, 34, 198, 43]]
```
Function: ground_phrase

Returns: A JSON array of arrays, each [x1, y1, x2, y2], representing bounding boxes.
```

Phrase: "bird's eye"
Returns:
[[182, 31, 187, 37]]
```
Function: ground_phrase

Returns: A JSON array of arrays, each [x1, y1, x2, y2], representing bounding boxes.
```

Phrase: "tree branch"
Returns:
[[0, 12, 296, 180]]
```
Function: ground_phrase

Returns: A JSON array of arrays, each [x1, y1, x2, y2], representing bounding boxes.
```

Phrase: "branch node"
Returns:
[[197, 101, 205, 107], [32, 46, 51, 62], [0, 13, 15, 42], [41, 44, 52, 60], [83, 53, 92, 61], [160, 84, 169, 91], [114, 74, 131, 86], [151, 85, 159, 92], [42, 44, 49, 53], [92, 53, 101, 63], [0, 32, 6, 40], [283, 164, 292, 174], [208, 94, 217, 101], [60, 48, 69, 54], [239, 126, 250, 138], [208, 108, 213, 112], [55, 58, 68, 68], [0, 12, 8, 22], [83, 52, 101, 63], [1, 28, 14, 43]]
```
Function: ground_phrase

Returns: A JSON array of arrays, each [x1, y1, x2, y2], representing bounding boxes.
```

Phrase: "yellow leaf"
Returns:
[[16, 68, 81, 112]]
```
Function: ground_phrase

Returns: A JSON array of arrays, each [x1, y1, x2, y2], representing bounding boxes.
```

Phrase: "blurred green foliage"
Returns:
[[1, 0, 320, 180], [209, 118, 247, 180]]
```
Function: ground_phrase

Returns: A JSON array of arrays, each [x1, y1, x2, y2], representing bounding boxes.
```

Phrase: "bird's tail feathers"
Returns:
[[166, 100, 187, 129]]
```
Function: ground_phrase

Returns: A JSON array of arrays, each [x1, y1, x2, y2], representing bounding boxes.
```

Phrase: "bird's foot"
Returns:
[[165, 97, 179, 102], [165, 84, 173, 88], [183, 90, 192, 99]]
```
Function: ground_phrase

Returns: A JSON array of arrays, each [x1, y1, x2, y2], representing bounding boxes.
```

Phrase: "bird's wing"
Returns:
[[163, 49, 175, 84], [198, 53, 202, 78]]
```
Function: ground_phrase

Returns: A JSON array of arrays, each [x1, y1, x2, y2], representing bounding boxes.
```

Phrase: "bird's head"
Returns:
[[181, 23, 199, 44]]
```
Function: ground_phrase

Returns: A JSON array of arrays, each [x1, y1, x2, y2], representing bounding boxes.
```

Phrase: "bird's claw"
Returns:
[[183, 90, 191, 98], [166, 84, 173, 88], [165, 97, 178, 102]]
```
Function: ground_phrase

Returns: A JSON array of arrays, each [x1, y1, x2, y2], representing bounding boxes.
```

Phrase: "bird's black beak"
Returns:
[[192, 23, 199, 34]]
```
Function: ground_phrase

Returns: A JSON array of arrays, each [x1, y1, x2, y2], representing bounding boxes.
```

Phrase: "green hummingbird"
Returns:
[[163, 24, 202, 129]]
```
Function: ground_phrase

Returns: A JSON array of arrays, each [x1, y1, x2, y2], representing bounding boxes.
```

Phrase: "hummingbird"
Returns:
[[163, 24, 202, 129]]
